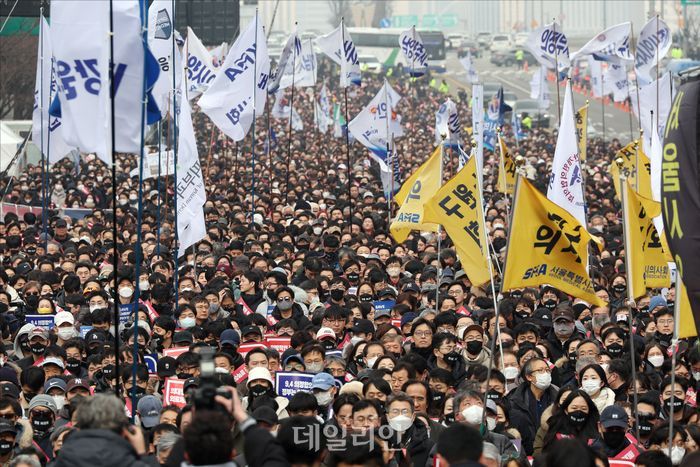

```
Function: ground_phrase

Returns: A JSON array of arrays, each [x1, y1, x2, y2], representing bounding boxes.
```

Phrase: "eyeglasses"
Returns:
[[24, 292, 39, 297], [530, 367, 551, 375], [414, 331, 433, 338], [656, 319, 674, 326], [389, 408, 412, 416]]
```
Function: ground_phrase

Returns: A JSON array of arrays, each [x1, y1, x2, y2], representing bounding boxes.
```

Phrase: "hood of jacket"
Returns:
[[12, 323, 36, 359]]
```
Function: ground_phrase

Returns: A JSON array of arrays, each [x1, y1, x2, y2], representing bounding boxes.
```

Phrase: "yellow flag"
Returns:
[[423, 156, 491, 286], [575, 103, 588, 162], [390, 147, 442, 243], [502, 178, 605, 306], [622, 179, 670, 299], [496, 135, 516, 195], [610, 141, 652, 199], [677, 277, 698, 339]]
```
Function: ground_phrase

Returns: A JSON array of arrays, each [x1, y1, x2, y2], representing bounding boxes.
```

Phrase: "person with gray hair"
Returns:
[[156, 432, 180, 466], [481, 442, 501, 467], [8, 455, 41, 467], [51, 394, 151, 467]]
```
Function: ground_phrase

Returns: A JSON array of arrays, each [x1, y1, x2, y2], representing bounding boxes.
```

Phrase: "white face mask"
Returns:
[[693, 371, 700, 382], [350, 336, 364, 347], [179, 317, 196, 329], [648, 355, 664, 368], [89, 304, 103, 313], [52, 395, 66, 411], [366, 357, 378, 369], [306, 362, 324, 374], [581, 379, 601, 395], [534, 372, 552, 390], [670, 446, 685, 465], [388, 415, 413, 433], [462, 405, 484, 426], [119, 287, 134, 298], [315, 390, 333, 407], [502, 366, 520, 381], [486, 417, 496, 431], [57, 327, 77, 341], [139, 280, 150, 291]]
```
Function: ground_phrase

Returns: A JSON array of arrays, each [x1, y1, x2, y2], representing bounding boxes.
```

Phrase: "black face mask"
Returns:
[[102, 364, 115, 380], [466, 340, 483, 355], [431, 391, 446, 408], [346, 272, 359, 284], [494, 422, 507, 433], [568, 352, 577, 364], [66, 358, 82, 375], [444, 351, 461, 366], [543, 299, 557, 311], [152, 333, 165, 349], [31, 413, 53, 435], [128, 386, 146, 400], [606, 343, 625, 357], [612, 284, 627, 295], [664, 397, 684, 413], [330, 289, 345, 301], [29, 343, 46, 355], [19, 339, 31, 354], [442, 413, 455, 426], [486, 390, 502, 401], [603, 429, 627, 448], [637, 415, 656, 436], [321, 340, 336, 351], [249, 384, 270, 398], [0, 440, 13, 456], [567, 410, 588, 427], [0, 303, 8, 314], [23, 391, 37, 402], [358, 294, 373, 303], [177, 372, 192, 380]]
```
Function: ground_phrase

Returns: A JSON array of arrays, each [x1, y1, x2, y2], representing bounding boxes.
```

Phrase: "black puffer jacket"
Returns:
[[52, 429, 151, 467], [270, 303, 311, 329]]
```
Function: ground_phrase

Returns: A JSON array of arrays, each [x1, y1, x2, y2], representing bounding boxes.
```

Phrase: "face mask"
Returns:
[[315, 390, 333, 407], [119, 287, 134, 298], [89, 304, 102, 313], [52, 395, 66, 411], [249, 384, 270, 398], [442, 413, 455, 426], [567, 410, 587, 427], [358, 294, 373, 303], [581, 379, 601, 395], [670, 446, 685, 465], [306, 362, 324, 374], [139, 280, 150, 291], [277, 300, 293, 311], [543, 299, 557, 310], [102, 364, 115, 380], [330, 289, 345, 301], [25, 295, 39, 309], [612, 284, 627, 295], [0, 441, 13, 456], [366, 357, 378, 369], [486, 417, 496, 431], [592, 315, 610, 329], [637, 416, 655, 436], [603, 429, 626, 448], [386, 267, 400, 277], [648, 355, 665, 368], [466, 340, 483, 355], [656, 331, 673, 343], [664, 397, 684, 413], [346, 272, 359, 284], [486, 390, 502, 401], [30, 343, 46, 355], [503, 366, 520, 381], [321, 340, 336, 351], [533, 372, 552, 390], [431, 391, 446, 408], [606, 343, 624, 357], [179, 317, 196, 329], [693, 371, 700, 381], [553, 322, 575, 337], [462, 405, 484, 426], [66, 358, 82, 374], [31, 413, 53, 434], [350, 336, 364, 347], [129, 386, 146, 400], [444, 351, 461, 366], [57, 327, 77, 341], [389, 415, 413, 433]]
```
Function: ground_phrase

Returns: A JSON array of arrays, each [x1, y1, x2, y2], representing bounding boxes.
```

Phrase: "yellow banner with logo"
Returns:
[[677, 277, 698, 339], [576, 103, 588, 162], [611, 141, 652, 199], [423, 156, 490, 286], [502, 178, 605, 306], [496, 135, 516, 196], [390, 146, 442, 243], [622, 179, 670, 299]]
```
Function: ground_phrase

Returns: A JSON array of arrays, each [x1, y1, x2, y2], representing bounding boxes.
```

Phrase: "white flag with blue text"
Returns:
[[587, 57, 604, 98], [529, 65, 551, 109], [198, 15, 270, 142], [434, 98, 461, 147], [459, 52, 479, 85], [269, 29, 301, 93], [547, 82, 586, 226], [147, 0, 173, 116], [185, 27, 217, 99], [32, 17, 74, 164], [526, 22, 571, 72], [635, 17, 672, 86], [279, 38, 317, 89], [604, 63, 629, 102], [571, 22, 633, 64], [399, 26, 428, 77], [315, 22, 360, 87], [348, 80, 403, 171]]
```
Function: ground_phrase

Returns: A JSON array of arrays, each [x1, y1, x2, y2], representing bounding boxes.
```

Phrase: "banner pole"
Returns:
[[156, 120, 162, 253], [552, 19, 562, 125], [669, 281, 681, 458], [285, 25, 298, 204], [38, 9, 48, 249], [171, 0, 179, 306], [250, 9, 259, 222], [342, 18, 353, 227]]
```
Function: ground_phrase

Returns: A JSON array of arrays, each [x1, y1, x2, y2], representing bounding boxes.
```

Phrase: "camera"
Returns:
[[192, 347, 232, 411]]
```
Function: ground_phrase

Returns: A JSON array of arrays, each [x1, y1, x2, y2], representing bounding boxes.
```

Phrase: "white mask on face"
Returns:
[[462, 405, 484, 426], [139, 280, 150, 291], [350, 336, 364, 347], [388, 415, 413, 433], [178, 317, 196, 329], [502, 366, 520, 381], [57, 327, 77, 341], [670, 446, 685, 465], [533, 372, 552, 390], [52, 395, 66, 411], [119, 287, 134, 298], [366, 357, 378, 369], [581, 379, 601, 395], [648, 355, 664, 368], [314, 390, 332, 407], [486, 417, 496, 431]]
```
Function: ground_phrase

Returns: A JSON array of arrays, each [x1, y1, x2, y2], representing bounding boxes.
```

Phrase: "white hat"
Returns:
[[54, 311, 75, 327], [40, 357, 65, 369], [316, 327, 336, 341], [247, 367, 274, 387]]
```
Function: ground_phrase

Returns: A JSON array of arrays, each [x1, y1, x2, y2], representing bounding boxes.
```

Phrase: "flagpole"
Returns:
[[285, 25, 298, 205], [156, 120, 162, 253], [171, 0, 179, 306], [616, 163, 640, 441], [552, 19, 562, 124], [435, 137, 446, 313], [266, 97, 273, 199], [655, 15, 660, 133], [108, 0, 122, 398], [131, 0, 150, 421], [669, 281, 681, 459], [630, 21, 643, 134], [310, 39, 318, 145], [38, 9, 48, 248], [342, 18, 353, 227], [250, 9, 259, 222], [383, 79, 391, 228], [601, 71, 606, 143]]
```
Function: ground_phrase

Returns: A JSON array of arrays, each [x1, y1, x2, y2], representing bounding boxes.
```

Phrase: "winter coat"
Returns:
[[590, 387, 617, 414], [426, 354, 467, 386], [11, 324, 35, 360], [506, 382, 559, 456], [270, 303, 311, 329], [51, 429, 151, 467], [387, 419, 434, 467]]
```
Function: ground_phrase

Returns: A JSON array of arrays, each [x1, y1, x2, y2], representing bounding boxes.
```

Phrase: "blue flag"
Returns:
[[483, 87, 511, 151]]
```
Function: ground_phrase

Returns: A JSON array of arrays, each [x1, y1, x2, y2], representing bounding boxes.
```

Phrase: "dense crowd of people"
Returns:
[[0, 53, 698, 467]]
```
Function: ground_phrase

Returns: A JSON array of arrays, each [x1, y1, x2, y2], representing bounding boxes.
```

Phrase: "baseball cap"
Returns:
[[28, 394, 58, 414], [28, 328, 49, 341], [54, 311, 75, 327], [220, 329, 240, 347], [374, 309, 391, 320], [377, 288, 397, 300], [460, 324, 484, 339], [311, 372, 337, 391], [552, 307, 575, 323], [351, 319, 374, 335], [485, 399, 498, 414], [137, 395, 163, 429], [402, 283, 420, 294], [66, 378, 91, 393], [241, 325, 262, 338], [600, 405, 628, 429], [252, 406, 278, 426], [40, 357, 65, 370], [247, 367, 274, 386], [85, 329, 106, 346], [401, 312, 418, 328], [316, 327, 336, 341], [173, 330, 193, 345], [0, 381, 19, 399], [282, 351, 304, 368], [183, 377, 199, 393], [44, 378, 67, 394], [157, 357, 177, 378], [531, 308, 553, 327], [0, 421, 17, 436], [16, 263, 32, 276], [649, 295, 667, 313]]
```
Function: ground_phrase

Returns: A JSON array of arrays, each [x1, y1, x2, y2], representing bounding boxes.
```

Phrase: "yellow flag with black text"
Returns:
[[677, 278, 698, 339], [622, 179, 670, 299], [576, 103, 588, 162], [390, 147, 442, 243], [496, 135, 516, 195], [611, 141, 652, 199], [502, 178, 605, 306], [424, 156, 491, 286]]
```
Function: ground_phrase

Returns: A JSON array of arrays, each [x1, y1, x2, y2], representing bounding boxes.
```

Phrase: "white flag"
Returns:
[[32, 17, 74, 164], [52, 0, 151, 163], [348, 79, 403, 171], [210, 42, 228, 67], [604, 63, 629, 102], [471, 84, 484, 178], [185, 27, 217, 99], [526, 22, 571, 72], [434, 98, 461, 147], [269, 29, 301, 94], [635, 17, 672, 86], [630, 72, 675, 147], [316, 84, 331, 133], [315, 102, 331, 133], [547, 82, 586, 226], [588, 57, 604, 98], [315, 21, 361, 87], [529, 65, 551, 109], [147, 0, 173, 116], [459, 52, 479, 84], [399, 26, 428, 77], [176, 75, 206, 257], [198, 14, 270, 142], [291, 107, 304, 131], [279, 38, 317, 89], [271, 88, 290, 119], [571, 22, 633, 63]]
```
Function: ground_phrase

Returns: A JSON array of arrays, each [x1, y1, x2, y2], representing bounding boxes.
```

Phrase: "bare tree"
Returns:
[[327, 0, 354, 27], [0, 31, 38, 120]]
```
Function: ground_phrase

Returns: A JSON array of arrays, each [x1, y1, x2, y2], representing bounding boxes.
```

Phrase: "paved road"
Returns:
[[442, 51, 638, 144]]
